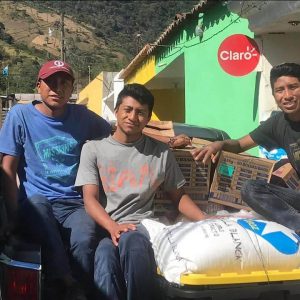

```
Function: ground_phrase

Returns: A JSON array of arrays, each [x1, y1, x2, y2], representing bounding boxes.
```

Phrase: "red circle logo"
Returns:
[[218, 34, 260, 76]]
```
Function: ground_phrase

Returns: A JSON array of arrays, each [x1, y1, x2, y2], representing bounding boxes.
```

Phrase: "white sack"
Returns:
[[142, 218, 300, 284]]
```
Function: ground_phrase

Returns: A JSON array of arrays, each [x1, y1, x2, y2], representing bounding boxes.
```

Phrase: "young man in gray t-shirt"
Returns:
[[75, 83, 207, 300]]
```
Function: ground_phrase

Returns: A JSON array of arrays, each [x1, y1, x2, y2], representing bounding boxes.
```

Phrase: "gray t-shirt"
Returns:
[[75, 135, 185, 223]]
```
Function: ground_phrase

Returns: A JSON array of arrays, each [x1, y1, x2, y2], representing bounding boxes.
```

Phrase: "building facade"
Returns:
[[77, 71, 117, 121], [120, 1, 257, 142], [78, 0, 300, 156], [119, 0, 300, 155]]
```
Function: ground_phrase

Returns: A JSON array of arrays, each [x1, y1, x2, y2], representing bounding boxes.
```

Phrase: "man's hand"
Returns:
[[169, 134, 192, 149], [191, 141, 224, 164], [108, 222, 136, 246]]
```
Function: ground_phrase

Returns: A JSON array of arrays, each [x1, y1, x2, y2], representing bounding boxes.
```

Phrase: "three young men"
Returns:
[[3, 58, 299, 299], [75, 83, 208, 299], [0, 60, 111, 299], [192, 62, 300, 232]]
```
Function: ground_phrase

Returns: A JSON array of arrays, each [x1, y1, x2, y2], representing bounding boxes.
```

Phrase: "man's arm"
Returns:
[[143, 132, 192, 148], [1, 154, 19, 221], [166, 187, 207, 221], [82, 184, 136, 246], [192, 134, 257, 164]]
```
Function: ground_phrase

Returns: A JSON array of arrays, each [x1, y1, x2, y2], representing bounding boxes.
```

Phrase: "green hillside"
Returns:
[[0, 0, 198, 94]]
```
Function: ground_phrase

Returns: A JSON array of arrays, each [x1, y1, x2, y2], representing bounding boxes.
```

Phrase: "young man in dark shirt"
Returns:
[[192, 62, 300, 232]]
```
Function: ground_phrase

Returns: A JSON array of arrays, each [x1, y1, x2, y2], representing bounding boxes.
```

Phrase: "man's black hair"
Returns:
[[270, 63, 300, 90], [115, 83, 154, 117]]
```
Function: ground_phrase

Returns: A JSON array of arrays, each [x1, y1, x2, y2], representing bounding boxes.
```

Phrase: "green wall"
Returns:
[[185, 5, 258, 137], [155, 30, 186, 74], [155, 4, 260, 155]]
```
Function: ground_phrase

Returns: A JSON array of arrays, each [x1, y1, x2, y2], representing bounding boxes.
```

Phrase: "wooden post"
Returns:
[[61, 12, 65, 61]]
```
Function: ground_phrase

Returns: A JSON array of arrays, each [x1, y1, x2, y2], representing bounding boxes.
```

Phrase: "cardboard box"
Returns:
[[147, 120, 173, 130], [209, 151, 276, 210], [170, 147, 211, 198], [192, 137, 213, 147], [154, 146, 211, 218], [143, 120, 174, 137], [191, 138, 217, 186], [143, 127, 175, 137], [272, 162, 300, 190]]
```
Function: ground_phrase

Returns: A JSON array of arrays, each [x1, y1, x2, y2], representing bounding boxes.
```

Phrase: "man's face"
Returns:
[[115, 96, 151, 140], [273, 76, 300, 120], [37, 72, 73, 111]]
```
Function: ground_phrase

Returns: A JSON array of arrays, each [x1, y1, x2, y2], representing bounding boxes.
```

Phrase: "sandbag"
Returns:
[[141, 218, 300, 284]]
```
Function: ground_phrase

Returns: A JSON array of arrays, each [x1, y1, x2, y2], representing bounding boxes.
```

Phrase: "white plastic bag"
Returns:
[[142, 218, 300, 284]]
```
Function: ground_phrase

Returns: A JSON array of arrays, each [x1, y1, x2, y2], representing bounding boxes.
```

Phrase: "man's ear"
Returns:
[[113, 109, 118, 126], [36, 80, 41, 92]]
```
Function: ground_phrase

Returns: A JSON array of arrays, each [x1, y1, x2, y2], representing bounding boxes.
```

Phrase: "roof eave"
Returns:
[[121, 0, 219, 80]]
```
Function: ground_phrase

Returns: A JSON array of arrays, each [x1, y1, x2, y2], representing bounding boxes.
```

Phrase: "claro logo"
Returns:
[[218, 34, 260, 76], [219, 46, 258, 61]]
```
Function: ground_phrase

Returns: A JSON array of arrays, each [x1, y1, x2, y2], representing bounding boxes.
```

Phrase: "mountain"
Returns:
[[0, 0, 198, 94]]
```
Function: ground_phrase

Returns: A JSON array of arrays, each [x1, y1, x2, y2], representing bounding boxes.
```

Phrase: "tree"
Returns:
[[0, 75, 7, 94], [7, 59, 41, 93], [0, 22, 5, 31]]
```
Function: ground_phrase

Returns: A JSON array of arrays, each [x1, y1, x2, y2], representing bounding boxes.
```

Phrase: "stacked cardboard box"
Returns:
[[209, 151, 277, 210], [143, 120, 174, 137], [153, 139, 278, 217], [272, 162, 300, 190], [153, 148, 211, 218], [192, 137, 212, 148], [153, 139, 226, 218]]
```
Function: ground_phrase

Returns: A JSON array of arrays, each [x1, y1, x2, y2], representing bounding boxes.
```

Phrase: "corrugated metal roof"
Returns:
[[120, 0, 219, 79]]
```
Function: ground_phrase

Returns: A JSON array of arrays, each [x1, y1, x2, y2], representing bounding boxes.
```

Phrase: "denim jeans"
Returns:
[[18, 195, 100, 293], [241, 179, 300, 231], [94, 225, 158, 300]]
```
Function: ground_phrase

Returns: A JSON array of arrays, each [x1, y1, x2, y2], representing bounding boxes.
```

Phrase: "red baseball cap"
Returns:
[[38, 60, 74, 81]]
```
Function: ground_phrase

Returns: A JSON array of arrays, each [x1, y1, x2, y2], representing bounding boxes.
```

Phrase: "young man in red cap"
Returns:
[[0, 60, 111, 300]]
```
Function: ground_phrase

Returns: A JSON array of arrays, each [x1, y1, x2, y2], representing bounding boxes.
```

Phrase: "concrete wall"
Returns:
[[121, 3, 266, 156], [184, 5, 258, 143], [77, 73, 104, 115], [102, 72, 117, 121], [77, 71, 117, 119], [151, 88, 185, 122], [126, 56, 156, 85]]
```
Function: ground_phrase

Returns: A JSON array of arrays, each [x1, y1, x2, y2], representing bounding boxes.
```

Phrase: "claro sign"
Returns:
[[218, 34, 260, 77]]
